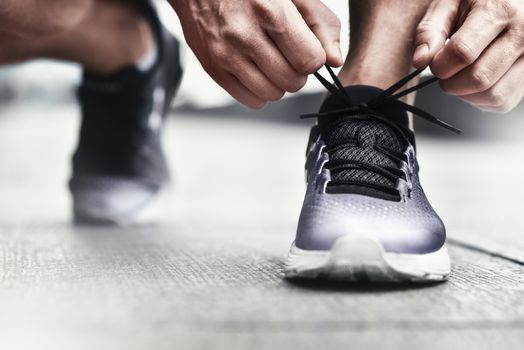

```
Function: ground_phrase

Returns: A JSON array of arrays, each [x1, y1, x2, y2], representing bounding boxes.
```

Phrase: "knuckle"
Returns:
[[209, 44, 231, 64], [329, 15, 342, 30], [252, 0, 282, 24], [415, 27, 431, 45], [416, 20, 447, 43], [267, 90, 286, 101], [221, 22, 249, 44], [495, 0, 518, 19], [416, 21, 434, 36], [470, 70, 493, 91], [516, 30, 524, 47], [508, 28, 524, 49], [285, 76, 308, 93], [296, 53, 325, 74], [487, 88, 507, 107], [449, 39, 476, 64], [210, 43, 225, 58]]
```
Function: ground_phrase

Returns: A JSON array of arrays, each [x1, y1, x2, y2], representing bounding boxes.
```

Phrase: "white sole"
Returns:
[[285, 236, 450, 282], [74, 187, 168, 227]]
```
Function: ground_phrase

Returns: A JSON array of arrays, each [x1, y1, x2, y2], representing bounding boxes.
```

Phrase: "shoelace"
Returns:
[[302, 65, 461, 197]]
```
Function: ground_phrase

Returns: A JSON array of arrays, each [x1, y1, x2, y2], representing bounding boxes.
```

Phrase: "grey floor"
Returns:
[[0, 101, 523, 350]]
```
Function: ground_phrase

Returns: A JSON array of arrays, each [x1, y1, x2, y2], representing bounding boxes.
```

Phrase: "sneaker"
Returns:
[[70, 0, 183, 225], [285, 67, 460, 282]]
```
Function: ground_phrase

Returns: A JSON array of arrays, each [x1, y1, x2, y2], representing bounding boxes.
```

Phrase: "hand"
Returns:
[[414, 0, 524, 113], [170, 0, 342, 109]]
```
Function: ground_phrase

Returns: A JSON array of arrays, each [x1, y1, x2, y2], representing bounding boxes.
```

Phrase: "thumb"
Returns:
[[413, 0, 459, 69], [293, 0, 343, 67]]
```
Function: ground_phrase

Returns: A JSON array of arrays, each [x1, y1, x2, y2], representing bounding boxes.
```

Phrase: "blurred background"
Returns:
[[0, 0, 520, 136], [0, 1, 523, 350]]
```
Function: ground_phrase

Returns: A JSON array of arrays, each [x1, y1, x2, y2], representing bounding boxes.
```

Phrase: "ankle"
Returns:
[[336, 58, 418, 106], [337, 54, 413, 90]]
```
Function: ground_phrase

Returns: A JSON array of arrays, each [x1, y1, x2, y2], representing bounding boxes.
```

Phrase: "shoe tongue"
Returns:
[[319, 85, 410, 129], [317, 85, 411, 201]]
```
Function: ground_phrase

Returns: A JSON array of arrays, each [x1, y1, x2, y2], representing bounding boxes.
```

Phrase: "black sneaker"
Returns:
[[70, 0, 183, 225], [285, 67, 460, 282]]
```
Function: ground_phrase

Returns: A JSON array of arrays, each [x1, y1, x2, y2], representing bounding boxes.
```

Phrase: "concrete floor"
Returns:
[[0, 102, 523, 350]]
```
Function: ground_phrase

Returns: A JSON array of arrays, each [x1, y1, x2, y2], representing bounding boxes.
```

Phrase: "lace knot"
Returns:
[[308, 65, 461, 135]]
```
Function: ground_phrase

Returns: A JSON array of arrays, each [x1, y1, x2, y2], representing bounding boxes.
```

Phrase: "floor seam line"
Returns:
[[448, 238, 524, 266]]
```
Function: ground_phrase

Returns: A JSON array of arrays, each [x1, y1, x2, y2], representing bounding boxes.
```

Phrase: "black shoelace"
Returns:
[[301, 65, 461, 197]]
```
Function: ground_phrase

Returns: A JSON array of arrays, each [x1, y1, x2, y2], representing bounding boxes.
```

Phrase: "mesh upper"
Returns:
[[322, 119, 404, 188]]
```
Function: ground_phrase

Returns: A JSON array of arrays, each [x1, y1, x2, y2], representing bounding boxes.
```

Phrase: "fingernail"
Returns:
[[413, 44, 429, 62]]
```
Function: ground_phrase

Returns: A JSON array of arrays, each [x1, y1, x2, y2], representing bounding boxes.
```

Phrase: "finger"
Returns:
[[431, 8, 508, 79], [292, 0, 343, 67], [440, 32, 524, 95], [250, 36, 308, 93], [413, 0, 459, 69], [231, 60, 286, 102], [213, 71, 267, 109], [258, 1, 326, 74], [457, 56, 524, 113]]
